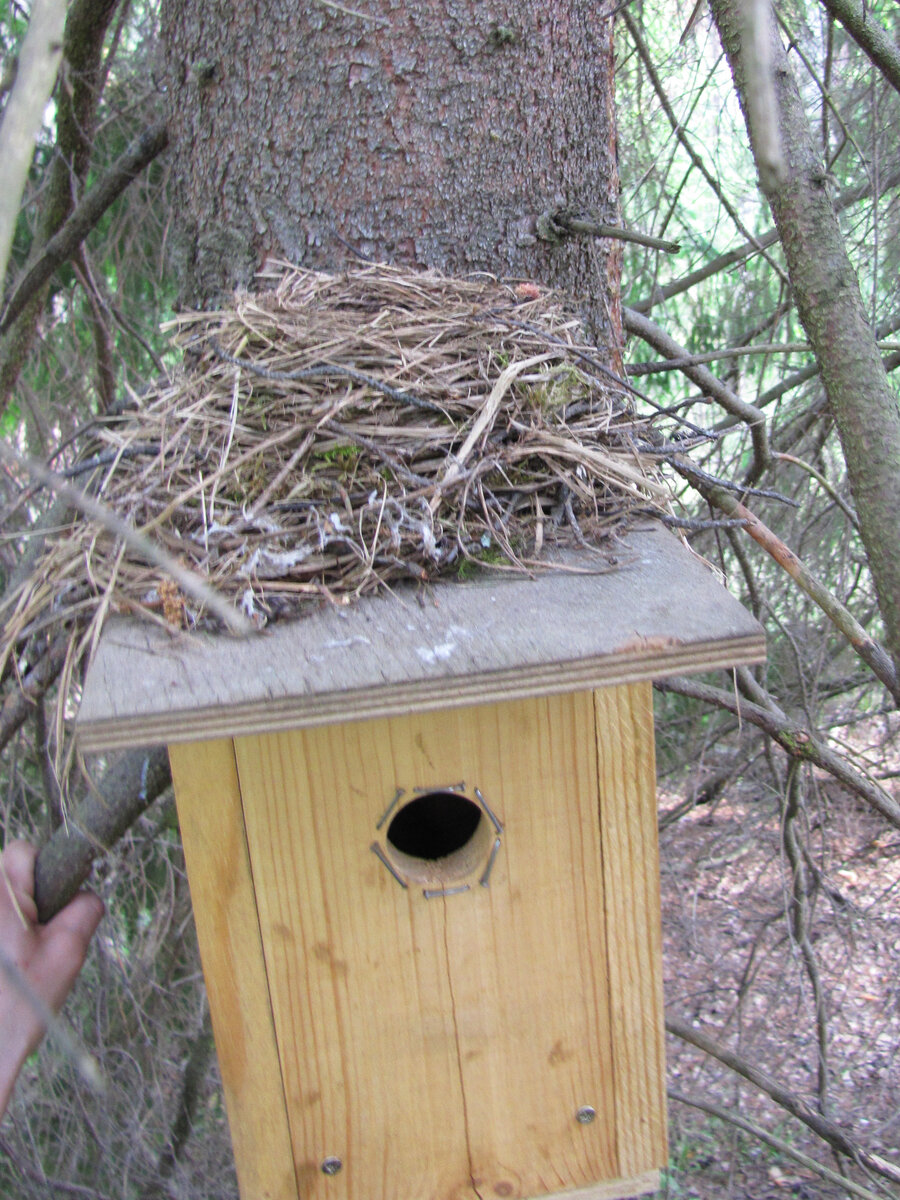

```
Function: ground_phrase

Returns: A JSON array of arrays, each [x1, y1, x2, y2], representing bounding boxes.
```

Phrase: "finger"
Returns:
[[0, 840, 39, 925], [46, 892, 104, 944], [1, 840, 38, 896], [30, 895, 104, 1013]]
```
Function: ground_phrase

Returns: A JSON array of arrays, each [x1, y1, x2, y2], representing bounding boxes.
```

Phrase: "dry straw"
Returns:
[[1, 262, 671, 775]]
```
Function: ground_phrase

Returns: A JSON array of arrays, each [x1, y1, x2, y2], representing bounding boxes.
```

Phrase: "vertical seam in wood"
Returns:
[[592, 687, 621, 1181], [441, 893, 485, 1200], [636, 682, 668, 1160], [231, 737, 302, 1200], [628, 686, 655, 1159]]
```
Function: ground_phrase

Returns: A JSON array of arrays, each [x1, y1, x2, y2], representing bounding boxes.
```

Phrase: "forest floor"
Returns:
[[655, 749, 900, 1200]]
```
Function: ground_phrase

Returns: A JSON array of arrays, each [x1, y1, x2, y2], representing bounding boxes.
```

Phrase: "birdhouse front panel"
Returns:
[[170, 683, 666, 1200]]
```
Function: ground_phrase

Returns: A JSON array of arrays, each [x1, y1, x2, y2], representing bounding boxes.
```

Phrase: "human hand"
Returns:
[[0, 840, 104, 1120]]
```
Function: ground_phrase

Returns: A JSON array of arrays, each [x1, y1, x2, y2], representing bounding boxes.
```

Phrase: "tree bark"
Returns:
[[709, 0, 900, 687], [818, 0, 900, 98], [0, 0, 123, 417], [160, 0, 622, 355], [29, 1, 625, 917], [34, 747, 171, 923], [0, 121, 169, 335]]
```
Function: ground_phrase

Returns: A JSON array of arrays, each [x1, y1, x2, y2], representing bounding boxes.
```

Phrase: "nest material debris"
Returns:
[[4, 262, 671, 677]]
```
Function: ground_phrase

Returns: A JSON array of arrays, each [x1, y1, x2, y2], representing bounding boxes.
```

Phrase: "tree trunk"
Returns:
[[0, 0, 122, 417], [159, 0, 622, 356], [709, 0, 900, 687], [33, 2, 623, 921]]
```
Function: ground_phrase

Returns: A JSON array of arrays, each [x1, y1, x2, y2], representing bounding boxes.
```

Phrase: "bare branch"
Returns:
[[669, 1088, 892, 1200], [782, 762, 830, 1114], [137, 1008, 215, 1200], [818, 0, 900, 98], [630, 168, 900, 315], [0, 0, 67, 283], [0, 121, 169, 334], [667, 1017, 900, 1186], [623, 306, 770, 478], [674, 456, 900, 700], [656, 676, 900, 828], [34, 746, 171, 923], [621, 8, 788, 283]]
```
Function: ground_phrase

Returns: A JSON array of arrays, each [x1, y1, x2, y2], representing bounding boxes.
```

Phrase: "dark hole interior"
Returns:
[[386, 792, 483, 861]]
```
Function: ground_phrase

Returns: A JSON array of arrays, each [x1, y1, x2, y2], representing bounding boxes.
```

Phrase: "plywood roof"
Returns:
[[78, 525, 765, 751]]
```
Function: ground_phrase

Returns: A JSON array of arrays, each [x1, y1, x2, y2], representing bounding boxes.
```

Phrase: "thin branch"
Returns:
[[777, 8, 869, 174], [656, 676, 900, 829], [0, 120, 169, 333], [669, 1089, 892, 1200], [34, 695, 64, 831], [628, 340, 814, 374], [754, 302, 900, 413], [0, 1135, 113, 1198], [818, 0, 900, 98], [674, 456, 900, 700], [782, 762, 830, 1115], [138, 1007, 215, 1200], [622, 8, 788, 282], [773, 450, 860, 531], [623, 306, 770, 479], [73, 246, 116, 414], [667, 1018, 900, 1186], [630, 167, 900, 315]]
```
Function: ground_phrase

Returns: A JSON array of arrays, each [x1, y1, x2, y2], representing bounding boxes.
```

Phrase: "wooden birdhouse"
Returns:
[[78, 525, 764, 1200]]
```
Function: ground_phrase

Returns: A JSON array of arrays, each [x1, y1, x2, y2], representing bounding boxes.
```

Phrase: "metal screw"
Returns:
[[576, 1106, 596, 1124], [321, 1157, 343, 1176]]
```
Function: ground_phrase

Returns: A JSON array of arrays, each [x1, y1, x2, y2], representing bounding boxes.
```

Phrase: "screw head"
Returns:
[[576, 1105, 596, 1124], [321, 1157, 343, 1176]]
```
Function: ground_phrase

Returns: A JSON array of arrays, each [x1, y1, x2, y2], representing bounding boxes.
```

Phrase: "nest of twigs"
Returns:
[[3, 262, 672, 702]]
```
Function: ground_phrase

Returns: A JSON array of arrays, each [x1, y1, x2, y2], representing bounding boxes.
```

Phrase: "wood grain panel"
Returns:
[[232, 694, 634, 1200], [531, 1171, 658, 1200], [593, 684, 668, 1179], [439, 694, 618, 1198], [233, 719, 472, 1200], [168, 739, 298, 1200]]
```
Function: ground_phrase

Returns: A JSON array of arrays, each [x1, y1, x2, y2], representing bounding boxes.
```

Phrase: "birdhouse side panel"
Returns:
[[594, 683, 668, 1177], [168, 738, 299, 1200]]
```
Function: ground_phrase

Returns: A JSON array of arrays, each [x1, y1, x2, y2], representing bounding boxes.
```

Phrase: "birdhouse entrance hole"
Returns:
[[383, 791, 495, 886]]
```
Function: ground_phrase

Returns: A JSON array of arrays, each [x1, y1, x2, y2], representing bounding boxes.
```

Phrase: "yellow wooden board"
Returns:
[[168, 739, 298, 1200], [224, 688, 666, 1200], [594, 684, 668, 1176], [534, 1172, 659, 1200]]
